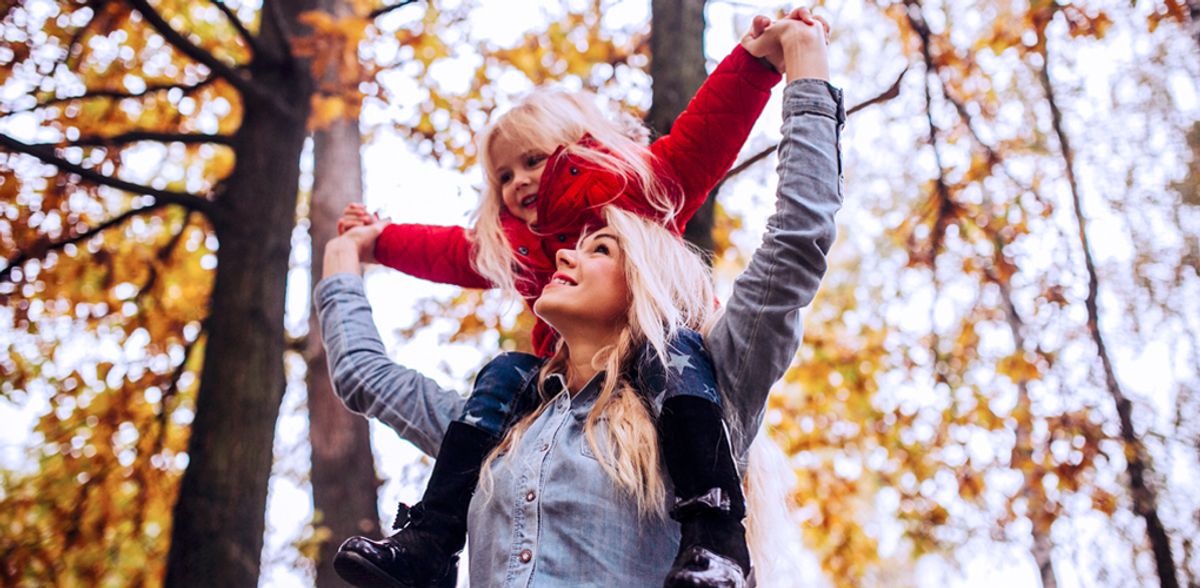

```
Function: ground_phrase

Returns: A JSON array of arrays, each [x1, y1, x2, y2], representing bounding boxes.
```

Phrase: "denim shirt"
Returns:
[[314, 78, 845, 586]]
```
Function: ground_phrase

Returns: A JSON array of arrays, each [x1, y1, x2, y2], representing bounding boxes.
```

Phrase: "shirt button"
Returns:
[[519, 549, 533, 563], [526, 490, 536, 502], [556, 234, 567, 242], [540, 442, 550, 452]]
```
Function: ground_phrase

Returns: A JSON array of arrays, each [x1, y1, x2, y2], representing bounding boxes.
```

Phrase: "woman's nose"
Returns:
[[555, 248, 576, 268]]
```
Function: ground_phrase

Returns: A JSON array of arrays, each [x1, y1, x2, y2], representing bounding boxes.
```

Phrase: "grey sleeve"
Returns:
[[705, 79, 845, 455], [314, 273, 465, 456]]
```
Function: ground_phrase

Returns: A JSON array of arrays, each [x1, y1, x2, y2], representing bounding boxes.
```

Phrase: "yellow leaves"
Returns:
[[997, 352, 1041, 384], [1091, 488, 1118, 516], [309, 94, 354, 131], [294, 10, 382, 130], [1060, 5, 1114, 39]]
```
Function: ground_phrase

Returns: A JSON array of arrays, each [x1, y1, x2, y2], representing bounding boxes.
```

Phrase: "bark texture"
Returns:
[[308, 113, 382, 588], [1039, 34, 1179, 588], [164, 1, 317, 584], [648, 0, 716, 253]]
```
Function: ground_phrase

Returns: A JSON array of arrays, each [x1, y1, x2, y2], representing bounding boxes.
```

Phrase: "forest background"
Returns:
[[1, 0, 1198, 587]]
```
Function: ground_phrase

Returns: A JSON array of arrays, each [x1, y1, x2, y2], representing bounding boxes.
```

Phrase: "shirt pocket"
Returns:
[[577, 416, 609, 462]]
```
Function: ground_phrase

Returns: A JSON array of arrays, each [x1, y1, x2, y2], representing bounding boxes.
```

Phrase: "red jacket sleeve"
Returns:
[[373, 223, 493, 289], [649, 45, 781, 226]]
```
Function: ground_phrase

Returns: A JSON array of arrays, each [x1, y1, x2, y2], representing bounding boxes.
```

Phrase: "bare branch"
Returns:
[[715, 144, 776, 191], [209, 0, 260, 56], [717, 69, 908, 187], [369, 0, 422, 19], [0, 133, 216, 214], [846, 66, 908, 117], [1, 77, 218, 117], [0, 201, 167, 285], [64, 131, 233, 147]]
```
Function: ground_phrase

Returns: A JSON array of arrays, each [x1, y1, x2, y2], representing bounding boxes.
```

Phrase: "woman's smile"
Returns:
[[535, 229, 629, 331]]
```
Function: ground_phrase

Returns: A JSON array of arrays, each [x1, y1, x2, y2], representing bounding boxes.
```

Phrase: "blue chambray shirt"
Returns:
[[314, 78, 845, 586]]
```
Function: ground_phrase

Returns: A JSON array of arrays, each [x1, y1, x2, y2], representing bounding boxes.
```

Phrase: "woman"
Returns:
[[316, 15, 843, 587]]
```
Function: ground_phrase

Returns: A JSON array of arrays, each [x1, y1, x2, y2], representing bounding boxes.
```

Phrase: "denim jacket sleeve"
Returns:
[[705, 79, 845, 456], [313, 272, 465, 456]]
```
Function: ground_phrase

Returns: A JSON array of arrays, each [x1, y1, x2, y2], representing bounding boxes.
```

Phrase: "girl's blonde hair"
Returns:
[[471, 89, 683, 296]]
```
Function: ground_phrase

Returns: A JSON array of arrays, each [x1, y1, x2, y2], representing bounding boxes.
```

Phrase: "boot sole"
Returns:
[[333, 551, 415, 588], [333, 550, 457, 588]]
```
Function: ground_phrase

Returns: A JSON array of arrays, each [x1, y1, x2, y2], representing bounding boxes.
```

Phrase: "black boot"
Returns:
[[333, 421, 497, 588], [659, 396, 752, 588]]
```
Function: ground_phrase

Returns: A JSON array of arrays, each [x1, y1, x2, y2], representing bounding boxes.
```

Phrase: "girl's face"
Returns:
[[534, 227, 630, 334], [490, 134, 549, 226]]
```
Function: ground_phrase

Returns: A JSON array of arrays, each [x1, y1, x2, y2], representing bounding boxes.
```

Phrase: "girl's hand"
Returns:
[[741, 14, 784, 72], [338, 220, 388, 265], [337, 202, 381, 235]]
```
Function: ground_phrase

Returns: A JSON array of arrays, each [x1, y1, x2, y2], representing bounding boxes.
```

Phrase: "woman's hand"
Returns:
[[773, 9, 831, 83], [740, 8, 831, 77], [323, 220, 387, 279]]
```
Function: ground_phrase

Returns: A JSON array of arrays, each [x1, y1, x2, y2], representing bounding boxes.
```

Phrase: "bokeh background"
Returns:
[[1, 0, 1198, 586]]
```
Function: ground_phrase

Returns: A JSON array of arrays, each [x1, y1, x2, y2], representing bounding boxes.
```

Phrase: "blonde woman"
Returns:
[[317, 14, 842, 587]]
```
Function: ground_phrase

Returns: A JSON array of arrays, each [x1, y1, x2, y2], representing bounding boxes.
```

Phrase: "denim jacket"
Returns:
[[314, 78, 845, 586]]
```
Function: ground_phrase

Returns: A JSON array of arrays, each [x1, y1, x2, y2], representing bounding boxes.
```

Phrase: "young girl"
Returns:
[[329, 12, 830, 588]]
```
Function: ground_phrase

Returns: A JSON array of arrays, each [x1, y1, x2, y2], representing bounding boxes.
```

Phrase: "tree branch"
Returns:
[[0, 201, 167, 285], [1038, 33, 1180, 588], [369, 0, 422, 19], [1, 77, 218, 117], [160, 317, 207, 428], [846, 66, 909, 117], [209, 0, 260, 56], [124, 0, 296, 118], [717, 68, 908, 187], [0, 133, 215, 214], [64, 131, 233, 147]]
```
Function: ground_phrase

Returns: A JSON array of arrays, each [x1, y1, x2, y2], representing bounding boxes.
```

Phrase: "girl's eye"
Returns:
[[526, 154, 546, 167], [498, 171, 512, 184], [593, 243, 610, 255]]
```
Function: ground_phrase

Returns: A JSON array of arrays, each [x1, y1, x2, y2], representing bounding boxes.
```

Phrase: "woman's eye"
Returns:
[[594, 243, 610, 255]]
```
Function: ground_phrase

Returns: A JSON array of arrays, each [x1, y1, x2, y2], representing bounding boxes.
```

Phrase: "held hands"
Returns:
[[335, 202, 388, 265], [338, 202, 382, 235], [323, 203, 389, 278], [740, 8, 831, 82]]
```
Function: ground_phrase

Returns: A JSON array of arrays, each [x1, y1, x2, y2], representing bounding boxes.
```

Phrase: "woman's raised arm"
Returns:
[[315, 237, 466, 456], [705, 19, 845, 456]]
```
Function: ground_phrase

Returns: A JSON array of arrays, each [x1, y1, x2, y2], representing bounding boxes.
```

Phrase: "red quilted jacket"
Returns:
[[374, 46, 781, 357]]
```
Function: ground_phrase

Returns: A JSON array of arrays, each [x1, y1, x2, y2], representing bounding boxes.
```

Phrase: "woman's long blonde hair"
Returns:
[[477, 208, 807, 581], [478, 207, 714, 518], [471, 89, 683, 296]]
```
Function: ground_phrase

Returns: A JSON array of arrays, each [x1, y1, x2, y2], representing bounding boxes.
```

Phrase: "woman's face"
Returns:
[[534, 227, 630, 335]]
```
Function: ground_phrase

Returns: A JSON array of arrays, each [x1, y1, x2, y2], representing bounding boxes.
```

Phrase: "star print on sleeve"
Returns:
[[513, 363, 534, 384], [667, 350, 694, 375]]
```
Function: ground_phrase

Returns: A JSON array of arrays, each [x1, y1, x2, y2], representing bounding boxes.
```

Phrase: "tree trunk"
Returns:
[[991, 273, 1060, 588], [647, 0, 716, 253], [307, 112, 381, 588], [164, 1, 315, 584], [1038, 34, 1179, 588]]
